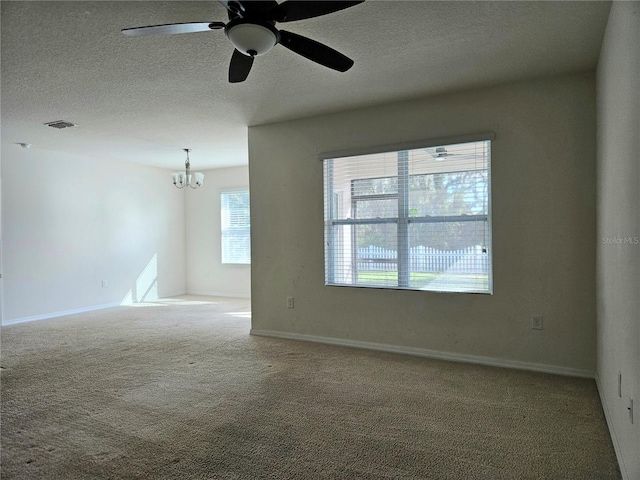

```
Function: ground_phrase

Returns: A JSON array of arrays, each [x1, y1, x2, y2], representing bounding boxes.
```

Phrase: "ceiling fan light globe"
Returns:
[[226, 23, 278, 56]]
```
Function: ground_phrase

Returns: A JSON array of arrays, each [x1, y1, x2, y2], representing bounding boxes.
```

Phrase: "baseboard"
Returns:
[[186, 290, 251, 299], [160, 291, 188, 299], [595, 373, 630, 480], [250, 329, 595, 379], [2, 302, 121, 326], [2, 293, 249, 326], [120, 292, 188, 304]]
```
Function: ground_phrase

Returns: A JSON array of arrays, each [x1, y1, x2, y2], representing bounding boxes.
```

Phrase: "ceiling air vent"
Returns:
[[44, 120, 77, 129]]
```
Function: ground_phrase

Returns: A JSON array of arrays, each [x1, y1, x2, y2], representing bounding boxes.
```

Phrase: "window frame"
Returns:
[[321, 134, 494, 294], [220, 188, 251, 265]]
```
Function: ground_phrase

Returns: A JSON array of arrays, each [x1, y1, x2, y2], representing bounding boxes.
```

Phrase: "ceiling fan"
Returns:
[[122, 1, 364, 83], [427, 147, 462, 161]]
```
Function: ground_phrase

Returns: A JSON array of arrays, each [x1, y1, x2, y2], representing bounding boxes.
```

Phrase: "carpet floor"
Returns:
[[1, 295, 620, 479]]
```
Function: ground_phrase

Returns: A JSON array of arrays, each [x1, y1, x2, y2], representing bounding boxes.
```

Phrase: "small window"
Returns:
[[323, 140, 492, 293], [221, 189, 251, 264]]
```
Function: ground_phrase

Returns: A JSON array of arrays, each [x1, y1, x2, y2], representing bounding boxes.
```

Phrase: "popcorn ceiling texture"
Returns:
[[1, 1, 611, 169]]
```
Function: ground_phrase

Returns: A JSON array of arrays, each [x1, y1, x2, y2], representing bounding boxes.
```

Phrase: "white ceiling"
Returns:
[[1, 1, 611, 170]]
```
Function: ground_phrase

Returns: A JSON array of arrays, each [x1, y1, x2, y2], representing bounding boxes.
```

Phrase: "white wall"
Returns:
[[596, 2, 640, 479], [186, 165, 250, 297], [249, 72, 597, 375], [1, 147, 186, 322], [0, 164, 3, 323]]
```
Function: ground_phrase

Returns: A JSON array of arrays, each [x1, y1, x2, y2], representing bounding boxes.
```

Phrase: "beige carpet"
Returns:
[[1, 295, 620, 479]]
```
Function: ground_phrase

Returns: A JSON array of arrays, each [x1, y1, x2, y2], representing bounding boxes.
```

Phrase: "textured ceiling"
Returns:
[[1, 1, 611, 170]]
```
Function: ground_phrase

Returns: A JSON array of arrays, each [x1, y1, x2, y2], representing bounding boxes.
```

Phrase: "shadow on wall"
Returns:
[[121, 253, 158, 304]]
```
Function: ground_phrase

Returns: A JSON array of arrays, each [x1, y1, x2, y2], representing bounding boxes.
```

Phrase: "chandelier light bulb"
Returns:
[[173, 149, 204, 189]]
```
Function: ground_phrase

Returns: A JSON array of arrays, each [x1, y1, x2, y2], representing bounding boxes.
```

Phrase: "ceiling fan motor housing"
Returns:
[[121, 1, 364, 82], [225, 19, 280, 57]]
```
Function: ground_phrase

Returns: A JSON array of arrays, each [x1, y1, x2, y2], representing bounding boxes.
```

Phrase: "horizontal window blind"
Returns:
[[324, 140, 492, 293], [221, 190, 251, 264]]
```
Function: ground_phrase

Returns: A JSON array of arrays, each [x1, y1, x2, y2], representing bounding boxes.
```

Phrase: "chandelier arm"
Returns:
[[172, 148, 203, 189]]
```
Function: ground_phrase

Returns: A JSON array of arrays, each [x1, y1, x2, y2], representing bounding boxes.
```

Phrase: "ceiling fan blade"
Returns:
[[279, 30, 353, 72], [275, 1, 364, 22], [229, 49, 254, 83], [122, 22, 225, 36]]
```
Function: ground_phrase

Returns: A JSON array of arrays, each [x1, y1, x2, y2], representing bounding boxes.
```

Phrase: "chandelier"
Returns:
[[172, 149, 204, 189]]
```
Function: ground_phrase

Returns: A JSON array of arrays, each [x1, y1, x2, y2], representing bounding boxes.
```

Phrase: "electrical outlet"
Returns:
[[532, 315, 543, 330], [628, 398, 634, 424], [102, 280, 108, 288], [287, 297, 294, 308]]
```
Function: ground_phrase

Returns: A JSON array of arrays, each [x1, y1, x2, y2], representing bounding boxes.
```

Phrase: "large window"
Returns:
[[323, 139, 492, 293], [221, 189, 251, 264]]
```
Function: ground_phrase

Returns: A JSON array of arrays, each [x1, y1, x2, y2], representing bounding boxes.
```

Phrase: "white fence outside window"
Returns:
[[357, 245, 488, 274]]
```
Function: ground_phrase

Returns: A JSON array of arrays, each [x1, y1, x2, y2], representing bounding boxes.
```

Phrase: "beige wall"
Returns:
[[249, 72, 597, 375], [596, 2, 640, 479], [186, 165, 251, 297], [1, 147, 186, 322]]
